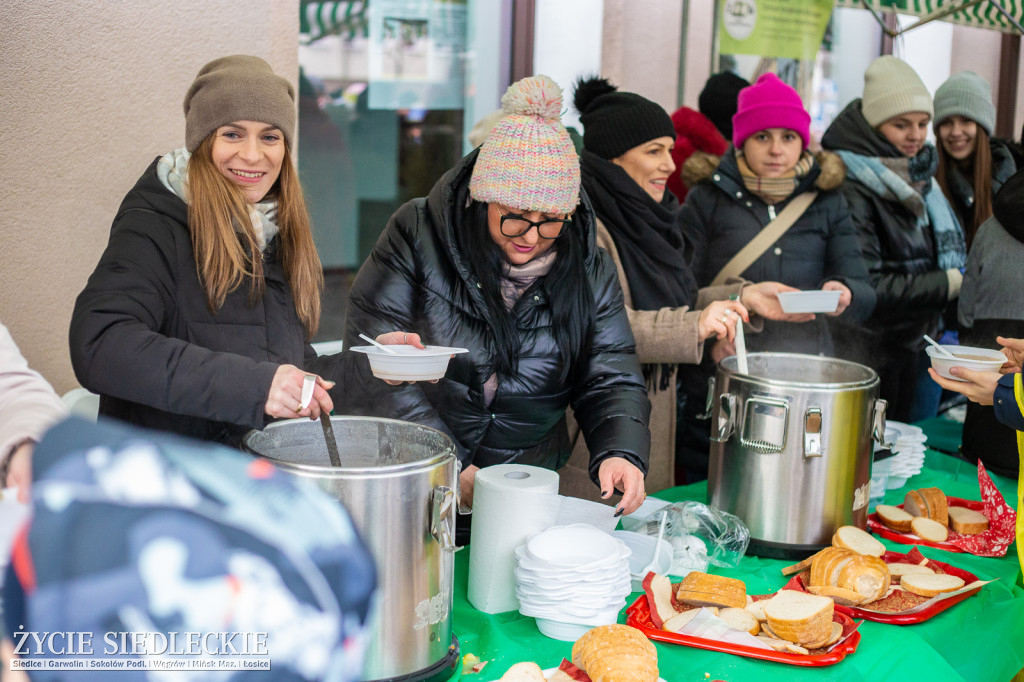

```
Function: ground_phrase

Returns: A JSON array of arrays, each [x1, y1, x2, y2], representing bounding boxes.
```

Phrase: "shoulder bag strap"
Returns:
[[710, 191, 818, 287]]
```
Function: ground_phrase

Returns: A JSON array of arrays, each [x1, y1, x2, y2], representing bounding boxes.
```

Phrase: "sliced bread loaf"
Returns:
[[763, 590, 834, 647], [919, 487, 948, 525], [805, 585, 865, 606], [904, 489, 928, 517], [676, 572, 747, 609], [836, 555, 890, 602]]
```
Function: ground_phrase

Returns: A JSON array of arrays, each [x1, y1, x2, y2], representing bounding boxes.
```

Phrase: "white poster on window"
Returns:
[[368, 0, 466, 110]]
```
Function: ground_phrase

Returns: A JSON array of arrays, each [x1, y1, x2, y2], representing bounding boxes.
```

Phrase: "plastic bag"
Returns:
[[634, 500, 750, 574]]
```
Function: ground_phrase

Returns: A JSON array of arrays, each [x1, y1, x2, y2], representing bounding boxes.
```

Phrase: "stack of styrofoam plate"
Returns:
[[870, 425, 902, 500], [883, 421, 927, 488], [514, 523, 632, 641]]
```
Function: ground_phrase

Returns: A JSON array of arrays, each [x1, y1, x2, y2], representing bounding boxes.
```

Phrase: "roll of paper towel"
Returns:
[[467, 464, 560, 613]]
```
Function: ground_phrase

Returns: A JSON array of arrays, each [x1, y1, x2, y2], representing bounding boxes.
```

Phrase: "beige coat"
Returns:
[[559, 220, 748, 503]]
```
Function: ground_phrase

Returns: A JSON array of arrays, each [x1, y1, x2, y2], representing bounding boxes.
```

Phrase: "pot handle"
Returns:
[[710, 392, 737, 443], [872, 399, 896, 448], [430, 486, 457, 551], [698, 375, 716, 420]]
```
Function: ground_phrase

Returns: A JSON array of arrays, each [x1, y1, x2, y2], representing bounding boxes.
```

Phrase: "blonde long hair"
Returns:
[[186, 136, 322, 339]]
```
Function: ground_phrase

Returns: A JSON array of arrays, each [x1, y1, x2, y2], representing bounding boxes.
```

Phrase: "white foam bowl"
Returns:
[[886, 475, 910, 489], [350, 344, 468, 381], [926, 344, 1005, 381], [777, 290, 842, 314], [612, 530, 673, 591], [524, 524, 626, 569], [535, 618, 598, 642]]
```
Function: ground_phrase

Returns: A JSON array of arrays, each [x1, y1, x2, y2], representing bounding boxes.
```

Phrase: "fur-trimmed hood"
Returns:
[[682, 149, 847, 193]]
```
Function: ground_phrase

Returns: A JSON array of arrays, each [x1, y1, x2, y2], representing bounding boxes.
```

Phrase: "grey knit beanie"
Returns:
[[861, 55, 933, 128], [183, 55, 296, 152], [934, 71, 996, 136]]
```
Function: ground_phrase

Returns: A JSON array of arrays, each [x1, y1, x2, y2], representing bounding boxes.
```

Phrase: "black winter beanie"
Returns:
[[698, 71, 750, 141], [573, 77, 675, 160]]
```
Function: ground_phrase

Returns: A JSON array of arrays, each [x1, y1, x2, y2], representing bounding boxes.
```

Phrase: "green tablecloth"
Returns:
[[449, 448, 1023, 682]]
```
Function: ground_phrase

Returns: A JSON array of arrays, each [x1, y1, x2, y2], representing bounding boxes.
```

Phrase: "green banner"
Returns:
[[718, 0, 833, 60]]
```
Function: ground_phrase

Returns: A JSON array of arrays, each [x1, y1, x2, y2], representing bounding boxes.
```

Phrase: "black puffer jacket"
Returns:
[[820, 99, 951, 354], [681, 149, 875, 355], [941, 137, 1017, 234], [336, 151, 650, 483], [70, 158, 340, 446]]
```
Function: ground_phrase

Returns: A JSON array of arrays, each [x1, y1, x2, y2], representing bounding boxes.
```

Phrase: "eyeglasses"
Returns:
[[499, 211, 572, 240]]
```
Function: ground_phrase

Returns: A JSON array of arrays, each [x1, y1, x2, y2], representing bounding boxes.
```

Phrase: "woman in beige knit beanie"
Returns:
[[820, 55, 965, 423], [70, 55, 386, 445]]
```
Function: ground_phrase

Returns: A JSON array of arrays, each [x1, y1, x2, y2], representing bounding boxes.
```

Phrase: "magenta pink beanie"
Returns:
[[731, 73, 810, 150]]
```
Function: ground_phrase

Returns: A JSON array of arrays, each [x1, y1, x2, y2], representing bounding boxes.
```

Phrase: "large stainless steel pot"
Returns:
[[707, 353, 890, 558], [243, 417, 459, 682]]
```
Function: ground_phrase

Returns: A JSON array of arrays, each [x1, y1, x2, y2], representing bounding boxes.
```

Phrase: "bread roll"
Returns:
[[500, 662, 546, 682], [948, 506, 989, 535], [571, 624, 658, 682]]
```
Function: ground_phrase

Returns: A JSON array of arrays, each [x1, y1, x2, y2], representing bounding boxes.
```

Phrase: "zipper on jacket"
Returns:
[[767, 204, 777, 221]]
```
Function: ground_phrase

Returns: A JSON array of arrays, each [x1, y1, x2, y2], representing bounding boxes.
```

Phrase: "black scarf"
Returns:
[[581, 150, 699, 389]]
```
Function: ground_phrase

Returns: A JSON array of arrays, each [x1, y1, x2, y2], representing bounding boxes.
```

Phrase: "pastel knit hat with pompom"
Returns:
[[469, 75, 580, 214]]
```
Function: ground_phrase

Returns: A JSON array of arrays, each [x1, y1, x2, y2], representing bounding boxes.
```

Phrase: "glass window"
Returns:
[[298, 0, 510, 341]]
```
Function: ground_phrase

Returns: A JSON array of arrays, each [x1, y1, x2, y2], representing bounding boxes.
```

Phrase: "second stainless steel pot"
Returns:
[[707, 353, 890, 558]]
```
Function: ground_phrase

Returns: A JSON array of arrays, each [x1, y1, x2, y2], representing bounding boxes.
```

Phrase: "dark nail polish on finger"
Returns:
[[613, 509, 623, 518]]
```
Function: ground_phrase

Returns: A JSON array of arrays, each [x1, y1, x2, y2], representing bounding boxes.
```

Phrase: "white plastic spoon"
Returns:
[[359, 333, 398, 354], [641, 510, 669, 576], [729, 295, 749, 374], [923, 334, 956, 359]]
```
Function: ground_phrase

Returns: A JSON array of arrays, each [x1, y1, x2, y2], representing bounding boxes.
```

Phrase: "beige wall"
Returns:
[[0, 1, 298, 394], [601, 0, 685, 114]]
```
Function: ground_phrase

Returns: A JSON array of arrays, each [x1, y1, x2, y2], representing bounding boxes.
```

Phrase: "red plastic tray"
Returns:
[[867, 497, 985, 553], [790, 549, 982, 625], [625, 594, 860, 667]]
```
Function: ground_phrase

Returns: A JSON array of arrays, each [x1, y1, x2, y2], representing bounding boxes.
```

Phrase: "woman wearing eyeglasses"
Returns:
[[337, 76, 650, 522]]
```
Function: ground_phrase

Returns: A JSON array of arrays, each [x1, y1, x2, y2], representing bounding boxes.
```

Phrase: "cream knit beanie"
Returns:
[[861, 56, 933, 128]]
